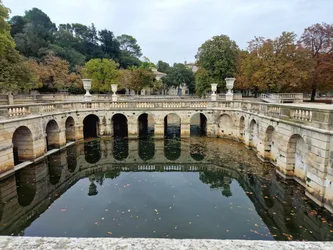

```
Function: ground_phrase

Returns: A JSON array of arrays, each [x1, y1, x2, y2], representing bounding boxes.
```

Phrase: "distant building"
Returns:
[[184, 61, 199, 73], [152, 68, 167, 81]]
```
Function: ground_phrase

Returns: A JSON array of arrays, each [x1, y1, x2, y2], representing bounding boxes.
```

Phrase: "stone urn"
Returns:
[[82, 79, 92, 102], [111, 84, 118, 102], [211, 83, 218, 101], [225, 78, 235, 101]]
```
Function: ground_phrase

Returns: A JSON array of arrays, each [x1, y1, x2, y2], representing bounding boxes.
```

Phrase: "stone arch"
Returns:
[[65, 116, 75, 142], [46, 119, 60, 150], [190, 113, 207, 137], [164, 113, 181, 138], [12, 126, 34, 165], [287, 134, 308, 184], [112, 114, 128, 138], [217, 114, 234, 138], [249, 119, 259, 149], [84, 140, 101, 164], [83, 114, 100, 139], [138, 113, 155, 138], [239, 116, 245, 141], [264, 126, 275, 161]]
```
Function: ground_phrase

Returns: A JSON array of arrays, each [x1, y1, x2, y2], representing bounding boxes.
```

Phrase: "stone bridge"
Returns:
[[0, 99, 333, 212]]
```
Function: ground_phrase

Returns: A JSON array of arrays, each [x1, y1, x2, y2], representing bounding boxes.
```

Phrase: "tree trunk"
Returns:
[[311, 87, 316, 102]]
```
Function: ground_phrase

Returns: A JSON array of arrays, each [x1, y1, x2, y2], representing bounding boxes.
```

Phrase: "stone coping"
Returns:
[[0, 237, 332, 250]]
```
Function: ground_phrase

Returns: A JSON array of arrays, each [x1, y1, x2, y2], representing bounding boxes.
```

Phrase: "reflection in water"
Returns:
[[139, 139, 155, 161], [113, 137, 128, 161], [1, 138, 333, 241], [190, 139, 207, 161], [66, 146, 77, 173], [164, 138, 181, 161], [84, 140, 101, 164]]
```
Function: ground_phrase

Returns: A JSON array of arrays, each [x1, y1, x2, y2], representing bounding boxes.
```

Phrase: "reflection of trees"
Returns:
[[139, 139, 155, 161], [84, 140, 101, 164], [113, 138, 128, 161], [190, 143, 206, 161], [199, 171, 233, 197], [90, 171, 121, 188]]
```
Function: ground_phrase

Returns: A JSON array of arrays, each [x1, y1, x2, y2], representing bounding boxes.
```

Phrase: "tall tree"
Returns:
[[82, 58, 120, 93], [300, 23, 333, 101], [157, 60, 171, 74], [0, 1, 15, 55], [99, 29, 120, 60], [117, 34, 142, 57], [196, 35, 239, 90], [238, 32, 313, 93], [195, 68, 213, 97]]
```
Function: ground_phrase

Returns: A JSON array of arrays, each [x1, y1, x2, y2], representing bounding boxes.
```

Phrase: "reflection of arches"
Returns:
[[164, 139, 181, 161], [48, 153, 65, 185], [218, 114, 233, 137], [84, 140, 102, 164], [15, 166, 37, 206], [12, 126, 33, 165], [287, 134, 308, 183], [249, 119, 258, 149], [138, 139, 155, 161], [46, 120, 60, 150], [239, 116, 245, 141], [65, 116, 75, 142], [138, 113, 155, 138], [66, 146, 77, 173], [112, 114, 128, 138], [83, 114, 99, 139], [264, 126, 275, 160], [190, 113, 207, 137], [113, 138, 129, 161], [164, 114, 181, 138], [190, 142, 206, 161]]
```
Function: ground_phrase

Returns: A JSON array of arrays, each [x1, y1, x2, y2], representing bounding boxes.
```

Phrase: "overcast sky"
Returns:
[[4, 0, 333, 64]]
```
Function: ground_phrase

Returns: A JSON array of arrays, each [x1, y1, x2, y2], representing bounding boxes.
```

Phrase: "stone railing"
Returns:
[[261, 93, 303, 103], [0, 100, 332, 130]]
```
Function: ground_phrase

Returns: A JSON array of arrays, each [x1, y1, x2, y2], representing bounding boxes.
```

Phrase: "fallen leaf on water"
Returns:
[[106, 232, 112, 235], [60, 209, 66, 212]]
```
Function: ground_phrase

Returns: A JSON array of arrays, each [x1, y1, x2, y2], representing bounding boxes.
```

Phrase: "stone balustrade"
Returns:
[[261, 93, 304, 103]]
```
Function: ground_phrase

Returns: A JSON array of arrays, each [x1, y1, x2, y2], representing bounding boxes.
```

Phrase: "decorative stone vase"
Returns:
[[82, 79, 92, 102], [111, 84, 118, 102], [211, 83, 218, 101], [225, 78, 235, 101]]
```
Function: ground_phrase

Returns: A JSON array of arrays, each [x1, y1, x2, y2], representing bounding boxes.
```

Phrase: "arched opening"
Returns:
[[164, 113, 181, 138], [239, 116, 245, 141], [287, 134, 307, 183], [264, 126, 275, 161], [65, 116, 75, 142], [249, 119, 258, 149], [138, 113, 155, 138], [113, 138, 128, 161], [83, 114, 100, 139], [66, 146, 77, 173], [84, 140, 101, 164], [48, 152, 65, 185], [12, 126, 33, 165], [46, 120, 60, 150], [139, 139, 155, 161], [217, 114, 234, 138], [112, 114, 128, 138], [190, 113, 207, 137], [15, 166, 37, 207], [164, 138, 181, 161]]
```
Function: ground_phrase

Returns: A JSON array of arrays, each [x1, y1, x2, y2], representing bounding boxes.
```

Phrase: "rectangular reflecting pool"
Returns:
[[1, 138, 333, 240]]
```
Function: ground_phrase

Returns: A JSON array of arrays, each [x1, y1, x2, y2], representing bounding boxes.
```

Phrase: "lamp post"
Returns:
[[82, 79, 92, 102], [225, 78, 235, 101], [211, 83, 218, 101], [111, 84, 118, 102]]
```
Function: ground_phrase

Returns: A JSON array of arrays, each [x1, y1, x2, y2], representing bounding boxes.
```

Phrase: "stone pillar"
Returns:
[[0, 143, 14, 174], [256, 131, 266, 161], [111, 84, 118, 102], [75, 124, 84, 141], [33, 134, 47, 157], [128, 121, 138, 139], [154, 120, 164, 139], [211, 84, 218, 101], [83, 79, 92, 102], [225, 78, 235, 101], [206, 122, 216, 138], [181, 121, 190, 138], [58, 129, 67, 147], [8, 93, 14, 105], [99, 116, 112, 136]]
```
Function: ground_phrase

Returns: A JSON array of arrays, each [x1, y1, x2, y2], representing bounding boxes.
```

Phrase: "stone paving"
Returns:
[[0, 237, 332, 250]]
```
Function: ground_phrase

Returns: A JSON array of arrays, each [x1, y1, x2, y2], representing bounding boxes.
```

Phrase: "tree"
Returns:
[[300, 23, 333, 101], [82, 58, 120, 93], [162, 63, 195, 94], [26, 54, 72, 92], [118, 51, 141, 69], [196, 35, 239, 91], [157, 60, 171, 74], [0, 1, 15, 55], [195, 68, 213, 97], [238, 32, 313, 93], [117, 34, 142, 57], [119, 68, 154, 94], [99, 29, 121, 60]]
